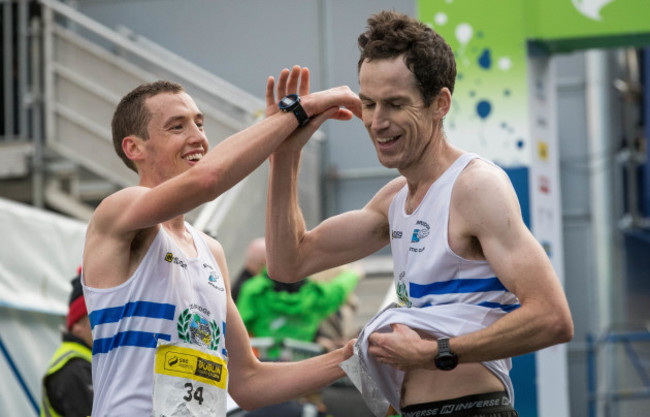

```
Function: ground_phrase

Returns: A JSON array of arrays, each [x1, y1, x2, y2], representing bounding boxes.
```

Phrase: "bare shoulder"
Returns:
[[90, 186, 150, 235], [452, 159, 523, 234], [83, 186, 156, 289], [453, 159, 517, 207]]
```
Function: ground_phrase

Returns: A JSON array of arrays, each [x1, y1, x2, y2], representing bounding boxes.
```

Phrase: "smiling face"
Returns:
[[359, 57, 441, 172], [136, 92, 208, 183]]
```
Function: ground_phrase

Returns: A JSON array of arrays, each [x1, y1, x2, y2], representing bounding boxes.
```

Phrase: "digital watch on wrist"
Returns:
[[278, 94, 310, 127], [434, 337, 458, 371]]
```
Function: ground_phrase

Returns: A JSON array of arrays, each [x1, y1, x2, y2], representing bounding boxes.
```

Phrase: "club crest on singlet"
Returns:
[[396, 271, 412, 307], [177, 306, 221, 351]]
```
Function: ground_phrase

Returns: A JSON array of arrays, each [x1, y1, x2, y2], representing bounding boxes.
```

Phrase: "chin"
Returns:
[[376, 155, 400, 169]]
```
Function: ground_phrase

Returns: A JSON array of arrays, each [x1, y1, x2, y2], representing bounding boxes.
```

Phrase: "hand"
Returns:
[[266, 66, 362, 122], [367, 324, 436, 371], [265, 65, 309, 118]]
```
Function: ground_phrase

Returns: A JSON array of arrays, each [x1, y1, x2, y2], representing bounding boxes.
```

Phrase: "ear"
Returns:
[[433, 87, 452, 119], [122, 136, 144, 164]]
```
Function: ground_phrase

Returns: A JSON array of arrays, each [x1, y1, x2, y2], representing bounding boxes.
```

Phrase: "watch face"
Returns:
[[279, 94, 298, 110], [435, 352, 458, 370]]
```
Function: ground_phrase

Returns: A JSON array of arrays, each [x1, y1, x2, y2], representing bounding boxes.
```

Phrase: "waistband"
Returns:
[[401, 391, 516, 417]]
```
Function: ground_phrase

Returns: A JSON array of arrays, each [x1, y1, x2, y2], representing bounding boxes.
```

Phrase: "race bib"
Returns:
[[152, 341, 228, 417]]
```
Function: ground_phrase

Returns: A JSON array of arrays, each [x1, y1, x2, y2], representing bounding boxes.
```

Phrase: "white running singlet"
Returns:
[[83, 223, 228, 417], [342, 153, 521, 415]]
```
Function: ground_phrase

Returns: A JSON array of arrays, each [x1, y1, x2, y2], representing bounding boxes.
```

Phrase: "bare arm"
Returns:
[[97, 85, 360, 235], [264, 68, 397, 281], [84, 68, 361, 288], [266, 150, 399, 281], [449, 162, 574, 361], [368, 162, 573, 369], [205, 234, 353, 410]]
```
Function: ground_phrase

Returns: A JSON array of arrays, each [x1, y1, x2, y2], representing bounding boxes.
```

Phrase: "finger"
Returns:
[[298, 67, 310, 97], [328, 108, 354, 121], [276, 68, 290, 100], [286, 65, 301, 95], [308, 106, 339, 127], [391, 323, 407, 332], [265, 76, 276, 108]]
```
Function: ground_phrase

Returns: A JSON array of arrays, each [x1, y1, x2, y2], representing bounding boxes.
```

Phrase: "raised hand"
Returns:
[[266, 65, 361, 122], [266, 65, 309, 118]]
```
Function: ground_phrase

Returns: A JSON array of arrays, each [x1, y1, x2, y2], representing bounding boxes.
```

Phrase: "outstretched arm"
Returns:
[[208, 237, 353, 411], [97, 69, 360, 235], [84, 68, 361, 289]]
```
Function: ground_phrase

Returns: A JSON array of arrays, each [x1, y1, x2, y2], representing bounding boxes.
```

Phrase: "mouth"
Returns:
[[183, 152, 204, 163], [376, 135, 400, 145]]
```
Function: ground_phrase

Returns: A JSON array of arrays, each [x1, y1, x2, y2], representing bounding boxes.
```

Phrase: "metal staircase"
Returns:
[[1, 0, 322, 273]]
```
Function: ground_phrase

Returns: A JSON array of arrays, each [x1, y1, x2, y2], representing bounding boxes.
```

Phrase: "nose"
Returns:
[[189, 122, 209, 147], [369, 105, 390, 133]]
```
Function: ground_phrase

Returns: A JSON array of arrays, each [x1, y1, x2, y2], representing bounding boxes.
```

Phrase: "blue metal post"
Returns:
[[0, 335, 40, 415]]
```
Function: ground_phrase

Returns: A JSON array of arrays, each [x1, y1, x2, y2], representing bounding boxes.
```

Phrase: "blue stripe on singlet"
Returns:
[[89, 301, 176, 354], [478, 301, 521, 312], [409, 277, 508, 298], [89, 301, 176, 330], [92, 331, 172, 354]]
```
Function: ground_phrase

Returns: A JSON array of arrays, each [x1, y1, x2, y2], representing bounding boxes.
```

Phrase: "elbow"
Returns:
[[266, 263, 302, 283], [232, 397, 259, 412], [194, 163, 229, 198], [231, 398, 258, 412], [228, 380, 264, 411], [548, 309, 574, 346]]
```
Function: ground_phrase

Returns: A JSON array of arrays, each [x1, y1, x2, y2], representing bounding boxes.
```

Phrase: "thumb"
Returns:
[[306, 106, 340, 129], [390, 323, 410, 334]]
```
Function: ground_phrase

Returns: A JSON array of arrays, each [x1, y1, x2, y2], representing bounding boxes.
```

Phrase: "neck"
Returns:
[[403, 139, 461, 192]]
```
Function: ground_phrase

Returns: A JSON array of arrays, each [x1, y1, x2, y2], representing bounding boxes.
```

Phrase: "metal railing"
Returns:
[[587, 330, 650, 417]]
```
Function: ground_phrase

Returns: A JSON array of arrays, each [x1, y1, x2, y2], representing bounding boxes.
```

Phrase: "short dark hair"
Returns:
[[357, 10, 456, 107], [111, 80, 184, 172]]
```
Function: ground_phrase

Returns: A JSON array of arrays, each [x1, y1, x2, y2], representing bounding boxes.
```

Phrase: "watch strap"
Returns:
[[438, 337, 450, 354], [290, 101, 310, 127]]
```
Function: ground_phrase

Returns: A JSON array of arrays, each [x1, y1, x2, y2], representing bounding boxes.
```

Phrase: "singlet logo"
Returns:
[[396, 271, 412, 307], [410, 220, 430, 242], [391, 230, 403, 240], [409, 220, 430, 253], [203, 263, 225, 291], [164, 252, 187, 269], [177, 307, 221, 351]]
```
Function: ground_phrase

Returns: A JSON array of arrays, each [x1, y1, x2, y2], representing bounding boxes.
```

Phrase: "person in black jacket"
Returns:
[[41, 271, 93, 417]]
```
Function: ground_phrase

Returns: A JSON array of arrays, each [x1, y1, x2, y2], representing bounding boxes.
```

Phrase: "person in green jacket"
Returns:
[[236, 265, 362, 361], [41, 272, 93, 417]]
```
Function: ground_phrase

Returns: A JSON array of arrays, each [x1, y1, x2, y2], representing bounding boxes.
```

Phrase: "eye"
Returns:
[[362, 101, 375, 109], [390, 102, 402, 109], [171, 124, 183, 130], [196, 122, 204, 130]]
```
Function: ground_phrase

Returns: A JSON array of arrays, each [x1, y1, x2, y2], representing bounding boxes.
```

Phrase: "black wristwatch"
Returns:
[[434, 337, 458, 371], [278, 94, 310, 127]]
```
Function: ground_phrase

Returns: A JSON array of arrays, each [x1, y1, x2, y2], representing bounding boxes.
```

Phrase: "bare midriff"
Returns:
[[400, 363, 505, 407]]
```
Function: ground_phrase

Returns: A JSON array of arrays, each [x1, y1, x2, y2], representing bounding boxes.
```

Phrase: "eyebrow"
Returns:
[[162, 113, 204, 129], [359, 93, 406, 103]]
